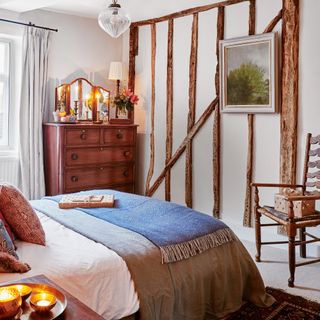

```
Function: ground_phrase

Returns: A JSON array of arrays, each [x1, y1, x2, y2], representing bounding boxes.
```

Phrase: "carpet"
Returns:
[[225, 287, 320, 319]]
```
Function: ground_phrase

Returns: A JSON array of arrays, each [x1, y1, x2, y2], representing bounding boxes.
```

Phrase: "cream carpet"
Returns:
[[240, 238, 320, 302]]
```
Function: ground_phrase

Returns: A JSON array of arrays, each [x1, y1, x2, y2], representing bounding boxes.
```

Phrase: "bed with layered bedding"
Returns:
[[0, 185, 274, 320]]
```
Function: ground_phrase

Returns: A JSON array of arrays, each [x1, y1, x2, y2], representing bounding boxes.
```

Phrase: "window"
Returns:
[[0, 40, 10, 147]]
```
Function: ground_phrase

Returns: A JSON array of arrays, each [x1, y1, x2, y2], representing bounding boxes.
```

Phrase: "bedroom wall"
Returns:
[[0, 9, 122, 185], [123, 0, 320, 233]]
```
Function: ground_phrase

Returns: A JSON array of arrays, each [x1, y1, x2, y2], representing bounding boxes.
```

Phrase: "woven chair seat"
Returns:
[[260, 206, 320, 222]]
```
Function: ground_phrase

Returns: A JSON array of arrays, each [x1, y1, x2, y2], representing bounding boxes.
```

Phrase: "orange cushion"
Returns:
[[0, 184, 45, 245]]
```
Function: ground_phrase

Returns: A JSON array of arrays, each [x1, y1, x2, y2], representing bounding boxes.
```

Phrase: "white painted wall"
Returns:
[[123, 0, 320, 232], [0, 8, 122, 120]]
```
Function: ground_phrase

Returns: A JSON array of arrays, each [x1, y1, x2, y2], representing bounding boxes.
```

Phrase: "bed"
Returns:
[[0, 190, 274, 319]]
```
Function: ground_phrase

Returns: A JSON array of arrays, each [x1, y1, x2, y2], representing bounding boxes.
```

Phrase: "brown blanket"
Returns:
[[32, 199, 275, 319]]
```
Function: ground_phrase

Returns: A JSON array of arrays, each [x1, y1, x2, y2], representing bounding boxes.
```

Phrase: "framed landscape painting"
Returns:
[[220, 32, 278, 113]]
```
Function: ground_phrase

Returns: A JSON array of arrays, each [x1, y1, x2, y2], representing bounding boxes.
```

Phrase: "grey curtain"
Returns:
[[19, 27, 51, 200]]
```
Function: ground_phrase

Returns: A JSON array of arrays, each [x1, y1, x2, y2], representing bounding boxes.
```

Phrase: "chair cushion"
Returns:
[[262, 206, 320, 222], [0, 184, 45, 245]]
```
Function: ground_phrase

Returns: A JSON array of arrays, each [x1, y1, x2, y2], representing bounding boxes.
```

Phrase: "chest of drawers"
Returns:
[[43, 123, 137, 196]]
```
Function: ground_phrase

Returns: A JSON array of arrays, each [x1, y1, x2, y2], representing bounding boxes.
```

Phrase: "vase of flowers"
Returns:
[[113, 89, 139, 118]]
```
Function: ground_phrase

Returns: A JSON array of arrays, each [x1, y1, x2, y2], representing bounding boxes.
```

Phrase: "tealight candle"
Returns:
[[12, 284, 32, 301], [30, 292, 57, 313], [0, 286, 22, 319]]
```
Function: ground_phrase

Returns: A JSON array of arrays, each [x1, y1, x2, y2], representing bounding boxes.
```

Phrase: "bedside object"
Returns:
[[1, 275, 104, 320], [59, 194, 114, 209], [43, 123, 137, 196], [0, 286, 21, 319], [11, 284, 32, 301], [30, 292, 57, 312]]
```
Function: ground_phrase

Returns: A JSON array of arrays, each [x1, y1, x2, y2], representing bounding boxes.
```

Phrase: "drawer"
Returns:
[[65, 165, 134, 191], [66, 147, 134, 166], [65, 128, 100, 145], [103, 128, 134, 145], [114, 184, 134, 193]]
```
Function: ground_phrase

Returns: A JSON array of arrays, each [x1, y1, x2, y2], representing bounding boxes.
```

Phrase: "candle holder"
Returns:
[[11, 284, 32, 301], [30, 292, 57, 313], [74, 100, 79, 119], [0, 286, 22, 319]]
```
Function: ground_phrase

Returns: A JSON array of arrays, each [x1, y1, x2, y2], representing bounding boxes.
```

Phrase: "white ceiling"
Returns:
[[0, 0, 219, 22]]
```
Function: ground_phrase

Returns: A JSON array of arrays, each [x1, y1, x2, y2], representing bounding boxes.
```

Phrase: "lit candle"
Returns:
[[12, 284, 32, 301], [36, 300, 51, 307], [0, 286, 21, 318], [96, 93, 101, 111]]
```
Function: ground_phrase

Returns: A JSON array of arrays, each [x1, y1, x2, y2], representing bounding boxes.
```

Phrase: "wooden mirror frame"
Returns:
[[55, 78, 110, 122]]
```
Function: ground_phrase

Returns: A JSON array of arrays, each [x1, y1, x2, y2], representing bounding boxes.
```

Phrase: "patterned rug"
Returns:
[[225, 287, 320, 319]]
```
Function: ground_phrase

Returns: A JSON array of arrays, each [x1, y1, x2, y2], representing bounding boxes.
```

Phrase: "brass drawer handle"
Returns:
[[71, 176, 78, 182], [99, 167, 104, 171], [71, 153, 78, 160], [123, 170, 129, 177], [123, 151, 130, 157], [80, 133, 87, 140], [116, 133, 123, 139], [100, 147, 105, 151]]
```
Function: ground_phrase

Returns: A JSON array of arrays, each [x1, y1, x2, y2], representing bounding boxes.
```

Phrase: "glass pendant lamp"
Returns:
[[98, 0, 131, 38]]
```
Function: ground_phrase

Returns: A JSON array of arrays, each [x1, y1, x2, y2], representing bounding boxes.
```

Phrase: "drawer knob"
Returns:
[[80, 133, 87, 140], [123, 170, 129, 177], [71, 153, 78, 160], [71, 176, 78, 182], [123, 151, 130, 157], [100, 167, 104, 171], [116, 133, 123, 139]]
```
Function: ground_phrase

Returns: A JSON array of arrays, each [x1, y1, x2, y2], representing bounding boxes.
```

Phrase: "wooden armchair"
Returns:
[[252, 133, 320, 287]]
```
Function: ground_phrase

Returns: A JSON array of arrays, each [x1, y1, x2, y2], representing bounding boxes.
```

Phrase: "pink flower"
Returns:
[[130, 94, 139, 105], [123, 89, 133, 97]]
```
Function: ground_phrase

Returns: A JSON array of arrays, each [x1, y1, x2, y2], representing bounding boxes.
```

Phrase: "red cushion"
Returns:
[[0, 184, 45, 245], [0, 210, 15, 242]]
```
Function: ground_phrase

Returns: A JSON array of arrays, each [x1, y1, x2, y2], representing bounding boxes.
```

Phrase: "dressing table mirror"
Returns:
[[55, 78, 110, 122]]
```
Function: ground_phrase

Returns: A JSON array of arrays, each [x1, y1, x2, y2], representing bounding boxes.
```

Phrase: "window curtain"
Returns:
[[19, 27, 51, 200]]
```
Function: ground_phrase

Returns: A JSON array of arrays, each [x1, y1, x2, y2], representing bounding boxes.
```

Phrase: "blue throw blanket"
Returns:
[[45, 190, 236, 263]]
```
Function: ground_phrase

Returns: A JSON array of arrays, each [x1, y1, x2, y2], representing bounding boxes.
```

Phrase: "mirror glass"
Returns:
[[55, 78, 110, 122]]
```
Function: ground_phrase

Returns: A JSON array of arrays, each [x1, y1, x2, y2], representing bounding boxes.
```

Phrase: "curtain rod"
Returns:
[[0, 18, 58, 32]]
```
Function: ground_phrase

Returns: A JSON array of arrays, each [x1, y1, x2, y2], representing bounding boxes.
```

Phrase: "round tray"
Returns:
[[12, 283, 67, 320]]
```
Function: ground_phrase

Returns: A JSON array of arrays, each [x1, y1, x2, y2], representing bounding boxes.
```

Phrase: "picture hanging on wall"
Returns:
[[220, 32, 278, 113]]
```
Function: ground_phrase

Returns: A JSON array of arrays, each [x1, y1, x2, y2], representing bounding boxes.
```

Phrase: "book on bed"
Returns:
[[58, 194, 114, 209]]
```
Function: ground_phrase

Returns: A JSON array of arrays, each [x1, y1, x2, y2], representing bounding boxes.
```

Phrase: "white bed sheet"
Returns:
[[0, 211, 139, 320]]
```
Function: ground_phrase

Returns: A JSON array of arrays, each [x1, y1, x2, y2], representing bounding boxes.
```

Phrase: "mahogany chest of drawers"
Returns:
[[43, 123, 137, 196]]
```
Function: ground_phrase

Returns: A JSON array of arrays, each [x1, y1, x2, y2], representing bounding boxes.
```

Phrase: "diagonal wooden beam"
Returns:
[[213, 7, 225, 218], [264, 9, 282, 33], [145, 23, 157, 195], [147, 97, 219, 197], [165, 19, 174, 202], [186, 13, 199, 208]]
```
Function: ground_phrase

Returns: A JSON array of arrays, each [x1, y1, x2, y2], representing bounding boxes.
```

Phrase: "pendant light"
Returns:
[[98, 0, 131, 38]]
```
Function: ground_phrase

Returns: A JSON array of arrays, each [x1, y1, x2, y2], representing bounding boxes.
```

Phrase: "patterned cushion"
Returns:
[[0, 210, 15, 242], [0, 252, 30, 273], [0, 184, 45, 245], [0, 221, 18, 259]]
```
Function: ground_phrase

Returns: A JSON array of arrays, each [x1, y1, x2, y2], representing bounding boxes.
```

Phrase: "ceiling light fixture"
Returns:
[[98, 0, 131, 38]]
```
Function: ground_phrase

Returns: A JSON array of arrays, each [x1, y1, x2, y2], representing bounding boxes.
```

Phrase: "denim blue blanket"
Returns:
[[45, 190, 236, 263]]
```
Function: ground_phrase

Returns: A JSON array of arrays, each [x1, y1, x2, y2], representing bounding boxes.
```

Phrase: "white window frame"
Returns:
[[0, 39, 11, 148]]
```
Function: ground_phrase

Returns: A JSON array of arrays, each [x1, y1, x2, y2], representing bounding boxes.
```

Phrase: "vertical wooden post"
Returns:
[[145, 24, 157, 195], [128, 26, 139, 123], [185, 13, 199, 208], [280, 0, 300, 185], [243, 0, 256, 227], [165, 19, 174, 201], [213, 7, 225, 218]]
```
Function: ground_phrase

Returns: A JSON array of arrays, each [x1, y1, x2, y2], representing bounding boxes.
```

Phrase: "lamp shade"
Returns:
[[98, 1, 131, 38], [109, 62, 124, 80]]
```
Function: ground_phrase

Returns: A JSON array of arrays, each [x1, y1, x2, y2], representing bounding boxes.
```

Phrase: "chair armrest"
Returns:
[[284, 194, 320, 201], [251, 183, 304, 188]]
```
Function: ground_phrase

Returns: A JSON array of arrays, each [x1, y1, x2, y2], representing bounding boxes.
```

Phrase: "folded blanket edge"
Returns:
[[160, 228, 237, 263]]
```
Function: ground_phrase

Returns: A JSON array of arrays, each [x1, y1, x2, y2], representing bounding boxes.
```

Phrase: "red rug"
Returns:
[[225, 287, 320, 319]]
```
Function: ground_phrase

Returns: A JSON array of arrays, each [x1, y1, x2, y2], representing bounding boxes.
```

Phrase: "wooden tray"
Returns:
[[12, 283, 67, 320]]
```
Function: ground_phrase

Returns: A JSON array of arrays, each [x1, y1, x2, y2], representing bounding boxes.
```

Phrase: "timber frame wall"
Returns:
[[128, 0, 299, 225]]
